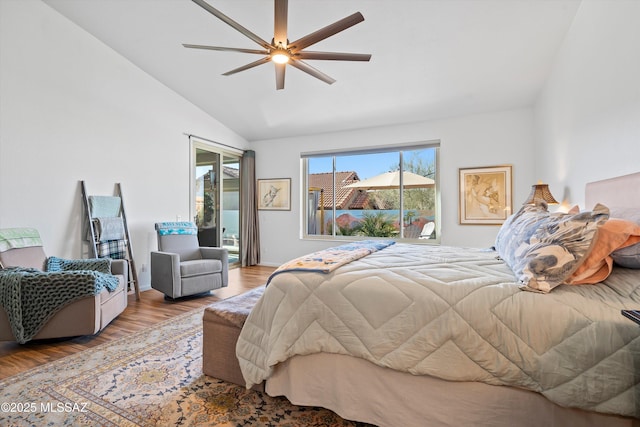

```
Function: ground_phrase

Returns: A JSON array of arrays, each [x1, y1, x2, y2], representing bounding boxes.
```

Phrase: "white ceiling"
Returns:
[[43, 0, 581, 142]]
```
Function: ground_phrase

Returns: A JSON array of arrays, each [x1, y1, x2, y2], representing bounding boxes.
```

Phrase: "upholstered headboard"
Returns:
[[585, 171, 640, 208]]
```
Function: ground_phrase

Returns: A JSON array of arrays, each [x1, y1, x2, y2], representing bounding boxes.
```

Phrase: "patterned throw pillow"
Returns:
[[495, 201, 609, 293]]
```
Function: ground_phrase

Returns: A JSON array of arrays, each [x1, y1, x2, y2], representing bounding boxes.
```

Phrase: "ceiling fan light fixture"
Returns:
[[185, 0, 371, 89], [271, 52, 290, 64], [270, 46, 290, 64]]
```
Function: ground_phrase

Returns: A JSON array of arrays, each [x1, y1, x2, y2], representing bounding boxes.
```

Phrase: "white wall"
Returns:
[[254, 108, 535, 266], [534, 0, 640, 209], [0, 0, 248, 288]]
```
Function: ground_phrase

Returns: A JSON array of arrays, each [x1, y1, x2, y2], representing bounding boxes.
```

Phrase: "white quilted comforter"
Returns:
[[237, 244, 640, 417]]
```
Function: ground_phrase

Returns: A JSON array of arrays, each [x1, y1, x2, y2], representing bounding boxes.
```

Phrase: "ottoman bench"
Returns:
[[202, 285, 265, 391]]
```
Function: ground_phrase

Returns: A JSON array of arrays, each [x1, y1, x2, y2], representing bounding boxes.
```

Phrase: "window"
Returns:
[[303, 142, 440, 242]]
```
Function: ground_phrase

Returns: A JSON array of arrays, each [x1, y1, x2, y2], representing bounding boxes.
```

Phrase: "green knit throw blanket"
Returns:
[[0, 260, 119, 343]]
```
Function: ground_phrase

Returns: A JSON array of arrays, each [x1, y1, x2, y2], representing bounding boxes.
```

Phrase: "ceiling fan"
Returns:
[[183, 0, 371, 90]]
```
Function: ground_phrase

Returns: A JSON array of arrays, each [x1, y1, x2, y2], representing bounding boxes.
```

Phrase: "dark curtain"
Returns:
[[241, 150, 260, 266]]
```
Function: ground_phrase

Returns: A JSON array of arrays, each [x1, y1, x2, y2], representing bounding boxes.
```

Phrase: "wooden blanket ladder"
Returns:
[[81, 180, 140, 300]]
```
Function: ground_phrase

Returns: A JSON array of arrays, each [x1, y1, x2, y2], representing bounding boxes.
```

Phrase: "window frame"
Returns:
[[301, 141, 441, 243], [189, 136, 244, 266]]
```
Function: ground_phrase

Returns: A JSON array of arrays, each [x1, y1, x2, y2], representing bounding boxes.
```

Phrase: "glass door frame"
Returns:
[[189, 136, 243, 266]]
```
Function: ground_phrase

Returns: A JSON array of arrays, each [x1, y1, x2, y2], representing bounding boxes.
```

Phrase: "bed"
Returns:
[[237, 172, 640, 427]]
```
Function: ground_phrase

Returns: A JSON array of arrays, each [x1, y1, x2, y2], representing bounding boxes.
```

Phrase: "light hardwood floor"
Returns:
[[0, 265, 274, 380]]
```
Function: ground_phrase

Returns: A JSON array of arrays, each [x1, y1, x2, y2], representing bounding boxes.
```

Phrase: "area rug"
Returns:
[[0, 306, 371, 426]]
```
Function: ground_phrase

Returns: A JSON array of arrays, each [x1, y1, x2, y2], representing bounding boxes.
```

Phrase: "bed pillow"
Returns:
[[612, 244, 640, 269], [495, 202, 609, 293], [566, 218, 640, 284], [608, 208, 640, 268], [494, 200, 549, 259]]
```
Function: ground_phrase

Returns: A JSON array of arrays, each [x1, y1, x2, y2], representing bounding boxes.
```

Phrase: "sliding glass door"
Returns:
[[191, 138, 242, 266], [221, 154, 240, 265], [194, 148, 220, 246]]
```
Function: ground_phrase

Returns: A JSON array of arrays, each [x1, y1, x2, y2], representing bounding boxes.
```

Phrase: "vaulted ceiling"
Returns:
[[44, 0, 581, 142]]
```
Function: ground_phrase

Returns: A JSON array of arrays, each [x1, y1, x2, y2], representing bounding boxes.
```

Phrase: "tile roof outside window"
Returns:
[[309, 172, 385, 210]]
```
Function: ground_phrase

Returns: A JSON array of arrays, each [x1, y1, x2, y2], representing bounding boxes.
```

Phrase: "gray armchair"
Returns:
[[150, 222, 228, 299]]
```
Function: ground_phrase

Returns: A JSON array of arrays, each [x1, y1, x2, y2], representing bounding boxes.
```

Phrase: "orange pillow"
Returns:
[[567, 218, 640, 285]]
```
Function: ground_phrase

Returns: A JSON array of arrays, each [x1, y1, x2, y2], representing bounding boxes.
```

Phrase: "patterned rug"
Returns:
[[0, 306, 371, 426]]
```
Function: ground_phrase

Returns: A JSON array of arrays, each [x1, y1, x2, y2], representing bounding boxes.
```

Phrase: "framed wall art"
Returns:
[[459, 165, 512, 225], [258, 178, 291, 211]]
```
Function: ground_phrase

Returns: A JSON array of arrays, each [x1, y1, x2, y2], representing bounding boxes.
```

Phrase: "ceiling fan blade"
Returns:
[[289, 12, 365, 52], [296, 51, 371, 61], [288, 60, 336, 85], [274, 0, 288, 46], [191, 0, 273, 50], [275, 63, 286, 90], [222, 57, 271, 76], [183, 44, 268, 55]]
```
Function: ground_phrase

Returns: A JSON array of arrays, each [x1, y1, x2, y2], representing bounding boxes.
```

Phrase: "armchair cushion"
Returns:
[[0, 228, 45, 270], [157, 234, 201, 261], [0, 246, 46, 270], [156, 222, 201, 261], [180, 259, 222, 278]]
